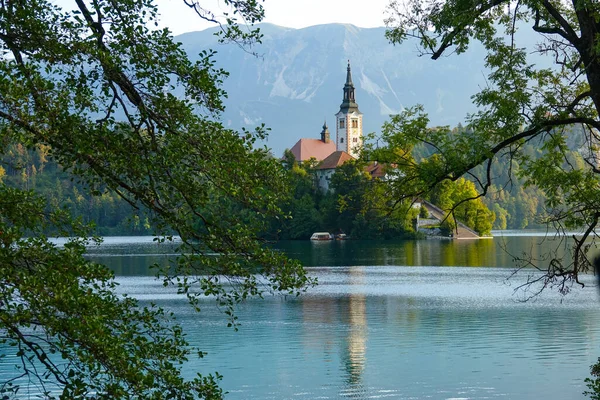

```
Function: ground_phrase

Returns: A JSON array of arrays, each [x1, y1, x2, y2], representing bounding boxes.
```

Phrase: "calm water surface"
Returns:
[[8, 233, 600, 399]]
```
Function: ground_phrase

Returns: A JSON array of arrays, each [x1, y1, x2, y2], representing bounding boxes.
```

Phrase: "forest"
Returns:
[[4, 121, 586, 239], [1, 143, 153, 236], [0, 140, 496, 240]]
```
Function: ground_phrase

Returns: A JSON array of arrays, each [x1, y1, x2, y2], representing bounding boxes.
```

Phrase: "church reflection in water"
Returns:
[[342, 267, 367, 389], [301, 266, 368, 398]]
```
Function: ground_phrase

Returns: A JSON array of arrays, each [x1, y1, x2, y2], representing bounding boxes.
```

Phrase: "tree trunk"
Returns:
[[575, 0, 600, 116]]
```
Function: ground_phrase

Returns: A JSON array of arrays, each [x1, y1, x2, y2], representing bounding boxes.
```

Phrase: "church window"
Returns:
[[352, 119, 358, 128], [340, 138, 344, 143], [353, 137, 358, 143], [339, 119, 345, 128]]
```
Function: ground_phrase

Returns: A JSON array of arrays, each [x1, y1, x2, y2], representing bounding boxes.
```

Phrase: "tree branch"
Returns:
[[432, 0, 508, 60], [540, 0, 581, 47]]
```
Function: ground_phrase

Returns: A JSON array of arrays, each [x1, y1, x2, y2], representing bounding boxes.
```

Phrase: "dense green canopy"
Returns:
[[383, 0, 600, 293], [0, 0, 311, 398]]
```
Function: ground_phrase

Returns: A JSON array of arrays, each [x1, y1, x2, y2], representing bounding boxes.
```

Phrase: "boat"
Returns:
[[335, 233, 348, 240], [310, 232, 333, 241]]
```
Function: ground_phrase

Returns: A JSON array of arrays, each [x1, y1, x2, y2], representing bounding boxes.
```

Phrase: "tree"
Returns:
[[329, 159, 372, 234], [0, 0, 311, 398], [383, 0, 600, 293], [274, 154, 323, 240], [327, 159, 418, 238], [429, 177, 495, 236]]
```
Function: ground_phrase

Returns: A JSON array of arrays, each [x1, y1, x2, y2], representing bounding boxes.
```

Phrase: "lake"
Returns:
[[7, 232, 600, 399]]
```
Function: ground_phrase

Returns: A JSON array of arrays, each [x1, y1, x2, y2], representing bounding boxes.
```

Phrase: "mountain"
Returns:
[[174, 23, 531, 156]]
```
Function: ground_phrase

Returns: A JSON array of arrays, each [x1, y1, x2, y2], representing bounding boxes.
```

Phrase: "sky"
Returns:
[[154, 0, 391, 36]]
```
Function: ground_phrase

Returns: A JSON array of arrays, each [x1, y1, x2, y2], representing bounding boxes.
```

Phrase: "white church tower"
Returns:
[[335, 60, 363, 158]]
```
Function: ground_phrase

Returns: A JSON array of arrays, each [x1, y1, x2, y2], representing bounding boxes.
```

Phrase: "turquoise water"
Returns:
[[4, 233, 600, 399], [115, 264, 600, 399]]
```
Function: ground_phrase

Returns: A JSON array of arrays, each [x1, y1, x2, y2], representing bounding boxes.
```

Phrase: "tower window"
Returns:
[[339, 119, 345, 128], [340, 138, 344, 143], [353, 137, 358, 143], [352, 119, 358, 128]]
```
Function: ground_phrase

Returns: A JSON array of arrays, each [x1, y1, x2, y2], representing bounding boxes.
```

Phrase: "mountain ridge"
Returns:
[[174, 23, 491, 155]]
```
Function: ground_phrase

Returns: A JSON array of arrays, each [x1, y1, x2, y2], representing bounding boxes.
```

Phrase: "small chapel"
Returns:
[[288, 61, 375, 191]]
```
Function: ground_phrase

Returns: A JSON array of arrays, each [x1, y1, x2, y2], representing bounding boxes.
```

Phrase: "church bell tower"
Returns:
[[335, 60, 363, 157]]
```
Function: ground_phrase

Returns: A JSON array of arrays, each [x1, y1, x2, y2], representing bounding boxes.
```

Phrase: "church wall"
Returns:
[[346, 113, 363, 157], [336, 114, 349, 153]]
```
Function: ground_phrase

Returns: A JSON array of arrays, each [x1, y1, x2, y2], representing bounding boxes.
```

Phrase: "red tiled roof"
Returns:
[[317, 151, 354, 170], [364, 162, 386, 178], [289, 138, 336, 162]]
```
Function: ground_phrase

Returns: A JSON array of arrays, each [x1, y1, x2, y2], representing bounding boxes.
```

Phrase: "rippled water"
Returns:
[[5, 234, 600, 399], [117, 264, 600, 400]]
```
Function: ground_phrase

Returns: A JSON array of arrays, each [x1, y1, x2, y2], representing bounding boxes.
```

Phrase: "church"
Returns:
[[288, 61, 376, 191], [288, 60, 363, 162]]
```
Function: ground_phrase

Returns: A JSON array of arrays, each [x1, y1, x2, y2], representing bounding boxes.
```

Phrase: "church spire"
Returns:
[[320, 119, 330, 143], [340, 60, 359, 113], [345, 60, 353, 86]]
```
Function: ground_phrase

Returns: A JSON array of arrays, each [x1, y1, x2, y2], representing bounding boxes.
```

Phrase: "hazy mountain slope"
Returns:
[[175, 24, 498, 155]]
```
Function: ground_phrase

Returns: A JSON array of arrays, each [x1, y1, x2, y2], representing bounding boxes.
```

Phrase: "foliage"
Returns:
[[586, 358, 600, 399], [329, 159, 419, 239], [0, 189, 222, 398], [273, 155, 420, 240], [274, 155, 324, 239], [365, 109, 497, 236], [405, 124, 550, 231], [8, 122, 549, 236], [0, 0, 312, 398], [385, 0, 599, 392], [2, 143, 153, 235], [384, 0, 600, 293], [429, 177, 495, 236]]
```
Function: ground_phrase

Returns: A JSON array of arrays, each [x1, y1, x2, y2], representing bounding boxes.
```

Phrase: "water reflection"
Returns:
[[299, 268, 368, 397], [86, 238, 179, 276], [283, 237, 502, 268], [342, 267, 367, 394], [73, 235, 600, 400], [84, 234, 579, 276], [5, 260, 600, 399]]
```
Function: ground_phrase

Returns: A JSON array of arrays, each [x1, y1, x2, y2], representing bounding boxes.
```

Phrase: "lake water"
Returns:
[[7, 232, 600, 399]]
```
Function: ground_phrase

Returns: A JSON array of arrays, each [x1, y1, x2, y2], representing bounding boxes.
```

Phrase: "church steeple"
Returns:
[[346, 60, 354, 86], [340, 60, 359, 113], [335, 60, 363, 158]]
